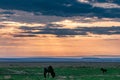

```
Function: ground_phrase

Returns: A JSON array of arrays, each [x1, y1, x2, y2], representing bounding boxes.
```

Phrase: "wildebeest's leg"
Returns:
[[102, 70, 104, 74], [51, 72, 55, 78], [103, 70, 107, 73], [44, 68, 47, 78], [44, 72, 46, 78], [102, 70, 104, 73], [48, 72, 50, 78]]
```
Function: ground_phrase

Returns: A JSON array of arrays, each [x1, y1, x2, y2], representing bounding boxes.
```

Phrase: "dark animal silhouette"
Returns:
[[44, 65, 55, 78], [100, 68, 107, 73]]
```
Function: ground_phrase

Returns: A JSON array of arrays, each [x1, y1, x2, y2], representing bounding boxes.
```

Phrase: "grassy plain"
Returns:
[[0, 62, 120, 80]]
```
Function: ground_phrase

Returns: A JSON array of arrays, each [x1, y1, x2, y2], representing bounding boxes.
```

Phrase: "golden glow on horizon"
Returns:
[[0, 37, 120, 57]]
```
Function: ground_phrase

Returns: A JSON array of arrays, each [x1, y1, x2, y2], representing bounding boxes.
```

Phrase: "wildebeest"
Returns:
[[100, 68, 107, 73], [44, 65, 55, 78]]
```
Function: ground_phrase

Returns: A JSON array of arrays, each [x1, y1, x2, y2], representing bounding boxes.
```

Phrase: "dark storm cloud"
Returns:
[[0, 10, 15, 21], [79, 27, 120, 35], [0, 25, 5, 28], [13, 34, 37, 37], [16, 26, 120, 37], [0, 0, 120, 18]]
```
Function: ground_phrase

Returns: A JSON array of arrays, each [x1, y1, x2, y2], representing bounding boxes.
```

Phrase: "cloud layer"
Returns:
[[0, 0, 120, 18], [15, 25, 120, 38]]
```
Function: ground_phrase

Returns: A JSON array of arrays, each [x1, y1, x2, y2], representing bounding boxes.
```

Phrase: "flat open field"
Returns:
[[0, 62, 120, 80]]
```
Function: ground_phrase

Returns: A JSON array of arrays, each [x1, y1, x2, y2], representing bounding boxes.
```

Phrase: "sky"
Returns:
[[0, 0, 120, 57]]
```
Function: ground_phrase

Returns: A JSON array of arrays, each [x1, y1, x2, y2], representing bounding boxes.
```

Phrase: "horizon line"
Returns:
[[1, 55, 120, 58]]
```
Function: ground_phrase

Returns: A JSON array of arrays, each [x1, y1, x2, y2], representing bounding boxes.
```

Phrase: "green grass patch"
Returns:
[[0, 67, 120, 80]]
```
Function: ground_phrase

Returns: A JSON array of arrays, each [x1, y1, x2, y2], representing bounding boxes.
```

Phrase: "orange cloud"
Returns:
[[52, 19, 120, 28]]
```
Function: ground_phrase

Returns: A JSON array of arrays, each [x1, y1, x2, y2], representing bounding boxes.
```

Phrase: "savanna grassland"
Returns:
[[0, 62, 120, 80]]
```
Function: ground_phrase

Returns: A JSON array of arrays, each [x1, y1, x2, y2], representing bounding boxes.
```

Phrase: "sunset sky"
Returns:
[[0, 0, 120, 57]]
